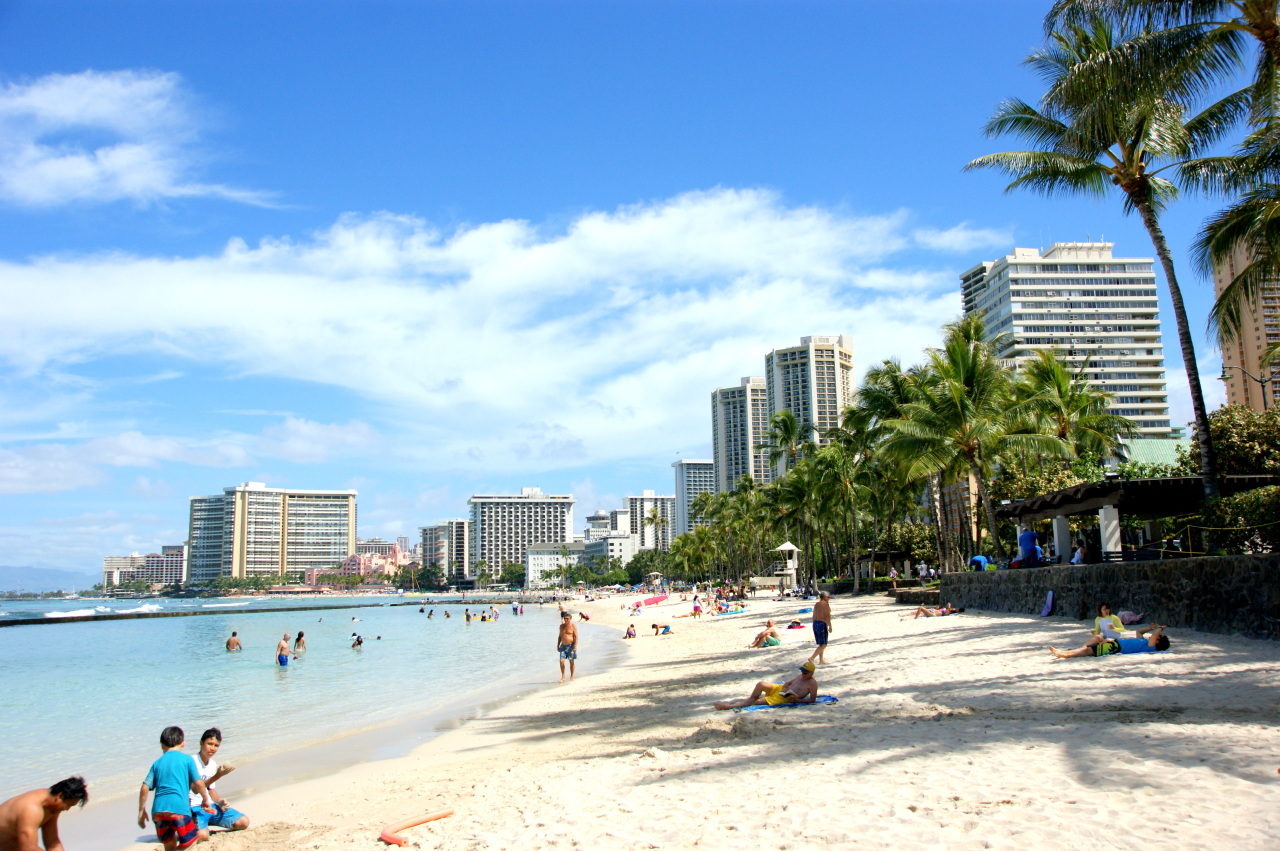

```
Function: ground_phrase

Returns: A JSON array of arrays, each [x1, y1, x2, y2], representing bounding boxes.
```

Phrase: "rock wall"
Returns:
[[939, 555, 1280, 640]]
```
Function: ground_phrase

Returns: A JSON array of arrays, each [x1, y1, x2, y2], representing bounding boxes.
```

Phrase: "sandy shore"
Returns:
[[110, 593, 1280, 850]]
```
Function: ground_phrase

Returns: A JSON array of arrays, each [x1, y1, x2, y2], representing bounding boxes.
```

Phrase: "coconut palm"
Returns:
[[643, 505, 669, 551], [1014, 348, 1140, 456], [756, 409, 817, 478], [966, 14, 1238, 498]]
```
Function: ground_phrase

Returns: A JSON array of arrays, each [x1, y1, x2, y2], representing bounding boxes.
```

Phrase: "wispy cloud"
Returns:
[[913, 222, 1013, 253], [0, 188, 971, 490], [0, 70, 271, 207]]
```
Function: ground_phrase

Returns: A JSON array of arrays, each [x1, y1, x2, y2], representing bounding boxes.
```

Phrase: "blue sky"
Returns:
[[0, 1, 1231, 576]]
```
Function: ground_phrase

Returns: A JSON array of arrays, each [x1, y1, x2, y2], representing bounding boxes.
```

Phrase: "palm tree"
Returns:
[[756, 409, 817, 478], [643, 505, 669, 551], [1015, 349, 1140, 456], [966, 14, 1236, 498], [882, 319, 1068, 558]]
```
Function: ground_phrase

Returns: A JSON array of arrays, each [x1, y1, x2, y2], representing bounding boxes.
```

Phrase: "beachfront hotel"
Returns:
[[710, 376, 772, 492], [625, 489, 675, 550], [468, 487, 575, 580], [101, 545, 187, 587], [1213, 247, 1280, 411], [420, 519, 471, 583], [671, 459, 714, 536], [187, 482, 358, 583], [524, 541, 586, 589], [960, 242, 1172, 436], [764, 335, 856, 477]]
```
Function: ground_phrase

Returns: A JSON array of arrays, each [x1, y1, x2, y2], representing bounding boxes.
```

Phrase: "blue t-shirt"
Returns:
[[144, 748, 200, 815], [1118, 638, 1160, 654], [1018, 529, 1038, 556]]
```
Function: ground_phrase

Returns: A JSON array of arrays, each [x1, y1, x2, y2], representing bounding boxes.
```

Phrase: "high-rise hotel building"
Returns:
[[1214, 249, 1280, 411], [420, 519, 471, 582], [626, 489, 676, 550], [187, 482, 358, 583], [764, 335, 856, 476], [671, 459, 715, 537], [961, 242, 1172, 435], [468, 487, 574, 576], [711, 376, 772, 492]]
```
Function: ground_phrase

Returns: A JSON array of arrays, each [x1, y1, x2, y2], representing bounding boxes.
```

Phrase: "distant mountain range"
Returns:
[[0, 565, 99, 593]]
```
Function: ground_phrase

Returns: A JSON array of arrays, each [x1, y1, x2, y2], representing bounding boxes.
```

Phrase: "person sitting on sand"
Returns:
[[1092, 602, 1125, 639], [748, 620, 782, 648], [624, 624, 636, 639], [190, 728, 248, 839], [652, 623, 672, 636], [1050, 624, 1171, 659], [713, 660, 818, 710], [0, 776, 87, 851], [902, 603, 964, 619]]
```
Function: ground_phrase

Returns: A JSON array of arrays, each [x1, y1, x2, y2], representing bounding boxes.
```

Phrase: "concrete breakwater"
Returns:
[[940, 554, 1280, 639]]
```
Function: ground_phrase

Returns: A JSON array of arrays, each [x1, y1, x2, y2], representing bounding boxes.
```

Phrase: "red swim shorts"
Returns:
[[153, 811, 200, 849]]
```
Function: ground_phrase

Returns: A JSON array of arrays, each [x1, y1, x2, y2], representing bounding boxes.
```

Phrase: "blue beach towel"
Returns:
[[797, 607, 813, 614], [738, 695, 838, 712]]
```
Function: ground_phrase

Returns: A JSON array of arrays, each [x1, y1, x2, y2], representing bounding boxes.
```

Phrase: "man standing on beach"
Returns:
[[557, 611, 578, 683], [808, 591, 832, 666], [274, 634, 292, 667], [0, 776, 88, 850]]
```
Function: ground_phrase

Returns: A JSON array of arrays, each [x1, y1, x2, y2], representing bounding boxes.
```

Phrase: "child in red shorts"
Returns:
[[138, 726, 214, 850]]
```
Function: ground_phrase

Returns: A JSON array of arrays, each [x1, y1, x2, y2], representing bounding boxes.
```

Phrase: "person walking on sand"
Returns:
[[274, 634, 292, 667], [808, 591, 832, 666], [224, 632, 241, 652], [557, 611, 578, 683], [0, 776, 88, 851], [714, 661, 818, 710]]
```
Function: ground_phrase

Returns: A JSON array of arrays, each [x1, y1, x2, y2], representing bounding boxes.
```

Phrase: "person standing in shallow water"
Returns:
[[225, 632, 241, 652], [557, 611, 578, 683]]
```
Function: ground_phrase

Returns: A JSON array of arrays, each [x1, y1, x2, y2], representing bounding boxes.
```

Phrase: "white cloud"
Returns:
[[0, 70, 269, 207], [0, 188, 975, 487], [913, 222, 1013, 253]]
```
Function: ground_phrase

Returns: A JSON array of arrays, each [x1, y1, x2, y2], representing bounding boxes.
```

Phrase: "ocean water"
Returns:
[[0, 597, 611, 806]]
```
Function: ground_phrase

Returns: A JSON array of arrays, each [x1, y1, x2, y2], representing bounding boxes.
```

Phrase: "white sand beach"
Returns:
[[117, 594, 1280, 850]]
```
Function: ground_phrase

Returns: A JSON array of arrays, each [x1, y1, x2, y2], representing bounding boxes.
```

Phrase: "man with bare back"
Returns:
[[0, 776, 88, 851]]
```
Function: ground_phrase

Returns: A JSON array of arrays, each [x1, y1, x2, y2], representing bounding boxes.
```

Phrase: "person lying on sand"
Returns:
[[714, 661, 818, 710], [748, 620, 782, 648], [1050, 624, 1170, 659], [901, 603, 963, 619]]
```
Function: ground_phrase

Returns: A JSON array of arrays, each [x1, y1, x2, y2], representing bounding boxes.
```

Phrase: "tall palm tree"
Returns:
[[643, 505, 669, 551], [1015, 349, 1140, 456], [966, 15, 1238, 498], [756, 409, 817, 478]]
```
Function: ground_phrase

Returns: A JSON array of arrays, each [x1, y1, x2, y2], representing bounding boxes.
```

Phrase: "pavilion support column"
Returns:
[[1052, 515, 1071, 564], [1099, 505, 1122, 555]]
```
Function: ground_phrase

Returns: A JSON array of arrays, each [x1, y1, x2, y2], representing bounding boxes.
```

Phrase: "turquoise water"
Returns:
[[0, 597, 607, 805]]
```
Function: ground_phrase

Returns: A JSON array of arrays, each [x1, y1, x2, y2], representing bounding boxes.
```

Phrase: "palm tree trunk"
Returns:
[[930, 474, 947, 569], [970, 461, 1004, 560], [1134, 199, 1220, 499]]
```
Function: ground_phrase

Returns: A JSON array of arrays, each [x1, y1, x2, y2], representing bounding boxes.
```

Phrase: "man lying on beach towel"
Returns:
[[1050, 624, 1170, 659], [713, 660, 818, 710]]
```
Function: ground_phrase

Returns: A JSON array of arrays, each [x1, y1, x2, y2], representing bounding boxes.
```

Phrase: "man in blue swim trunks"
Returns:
[[807, 591, 832, 666], [274, 634, 292, 666], [1050, 624, 1171, 659], [557, 611, 578, 683]]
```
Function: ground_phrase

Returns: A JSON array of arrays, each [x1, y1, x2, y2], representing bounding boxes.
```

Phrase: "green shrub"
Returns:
[[1201, 486, 1280, 553]]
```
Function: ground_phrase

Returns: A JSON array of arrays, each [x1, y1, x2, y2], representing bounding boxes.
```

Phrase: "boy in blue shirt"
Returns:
[[138, 726, 214, 850], [1049, 623, 1171, 659]]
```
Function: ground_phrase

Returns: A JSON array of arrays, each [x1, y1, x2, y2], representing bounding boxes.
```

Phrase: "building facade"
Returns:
[[626, 490, 675, 550], [187, 482, 358, 583], [582, 532, 638, 570], [419, 519, 471, 582], [671, 459, 714, 537], [103, 545, 188, 588], [711, 376, 772, 492], [468, 487, 575, 578], [764, 335, 856, 477], [1214, 249, 1280, 411], [525, 541, 587, 589], [961, 242, 1172, 436], [356, 537, 396, 556]]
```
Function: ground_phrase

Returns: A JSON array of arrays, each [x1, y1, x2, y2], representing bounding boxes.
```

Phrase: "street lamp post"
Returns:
[[1219, 365, 1275, 411]]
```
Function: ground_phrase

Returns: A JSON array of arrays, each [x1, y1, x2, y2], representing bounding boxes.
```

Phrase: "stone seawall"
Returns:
[[940, 555, 1280, 640]]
